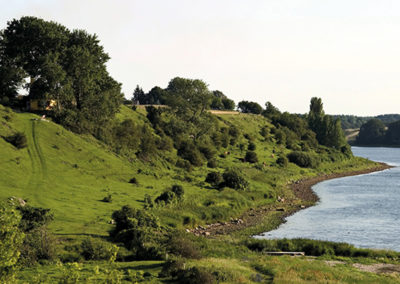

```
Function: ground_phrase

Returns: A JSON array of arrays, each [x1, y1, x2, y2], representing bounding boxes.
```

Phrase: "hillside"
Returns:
[[2, 104, 398, 283]]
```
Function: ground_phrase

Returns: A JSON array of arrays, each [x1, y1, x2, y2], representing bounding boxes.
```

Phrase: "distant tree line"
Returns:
[[356, 118, 400, 146], [332, 114, 400, 130]]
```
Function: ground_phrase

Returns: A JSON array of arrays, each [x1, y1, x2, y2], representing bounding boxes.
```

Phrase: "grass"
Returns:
[[0, 104, 392, 283]]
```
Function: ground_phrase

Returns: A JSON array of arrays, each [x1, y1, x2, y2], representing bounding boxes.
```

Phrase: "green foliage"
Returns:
[[221, 169, 249, 190], [18, 205, 54, 232], [244, 151, 258, 163], [80, 238, 118, 261], [5, 132, 27, 149], [20, 227, 57, 265], [210, 90, 235, 110], [238, 100, 263, 114], [276, 156, 288, 167], [110, 206, 162, 259], [166, 232, 201, 259], [0, 16, 122, 133], [287, 151, 319, 168], [165, 77, 212, 122], [355, 119, 386, 145], [248, 141, 256, 151], [207, 159, 218, 168], [0, 201, 24, 282], [154, 185, 184, 205], [176, 266, 216, 284], [205, 172, 223, 187], [177, 141, 205, 166], [307, 97, 346, 149]]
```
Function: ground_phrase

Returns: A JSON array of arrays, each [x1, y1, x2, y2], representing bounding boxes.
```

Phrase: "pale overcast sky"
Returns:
[[1, 0, 400, 115]]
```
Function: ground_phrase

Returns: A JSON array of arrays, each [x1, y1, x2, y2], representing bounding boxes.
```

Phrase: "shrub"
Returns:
[[199, 146, 216, 160], [5, 132, 27, 149], [248, 142, 256, 151], [221, 169, 249, 191], [276, 156, 288, 167], [110, 206, 162, 259], [171, 185, 184, 199], [207, 159, 217, 168], [176, 267, 215, 284], [17, 206, 54, 232], [177, 141, 204, 166], [154, 185, 184, 206], [287, 151, 319, 168], [244, 151, 258, 163], [102, 194, 112, 203], [80, 238, 117, 260], [129, 177, 139, 185], [176, 158, 193, 172], [205, 172, 223, 187], [167, 233, 201, 259]]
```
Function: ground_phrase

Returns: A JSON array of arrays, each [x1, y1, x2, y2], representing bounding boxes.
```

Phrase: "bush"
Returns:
[[155, 185, 184, 205], [18, 205, 54, 232], [129, 177, 139, 185], [248, 142, 256, 151], [176, 267, 215, 284], [244, 151, 258, 163], [221, 169, 249, 191], [5, 132, 27, 149], [207, 159, 217, 168], [102, 194, 112, 203], [287, 151, 319, 168], [80, 238, 117, 260], [199, 146, 216, 160], [110, 206, 162, 259], [276, 156, 288, 167], [205, 172, 223, 187], [177, 141, 204, 166], [167, 233, 201, 259], [176, 158, 193, 172]]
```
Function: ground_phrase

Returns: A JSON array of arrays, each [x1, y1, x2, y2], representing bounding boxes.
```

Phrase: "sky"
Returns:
[[1, 0, 400, 116]]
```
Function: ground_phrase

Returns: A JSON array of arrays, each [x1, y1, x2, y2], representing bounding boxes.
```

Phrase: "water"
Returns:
[[256, 147, 400, 251]]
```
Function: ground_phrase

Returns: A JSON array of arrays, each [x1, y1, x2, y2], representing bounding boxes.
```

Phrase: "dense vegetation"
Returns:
[[0, 17, 396, 283], [332, 114, 400, 130], [356, 118, 400, 146]]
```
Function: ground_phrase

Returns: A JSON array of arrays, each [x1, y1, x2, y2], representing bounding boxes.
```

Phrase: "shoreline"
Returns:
[[190, 162, 393, 237]]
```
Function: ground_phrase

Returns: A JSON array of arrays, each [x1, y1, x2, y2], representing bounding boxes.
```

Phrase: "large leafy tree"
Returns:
[[165, 77, 213, 122], [0, 16, 122, 133]]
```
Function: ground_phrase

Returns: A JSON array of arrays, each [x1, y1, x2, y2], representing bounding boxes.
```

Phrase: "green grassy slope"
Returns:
[[1, 104, 395, 283], [0, 105, 378, 236]]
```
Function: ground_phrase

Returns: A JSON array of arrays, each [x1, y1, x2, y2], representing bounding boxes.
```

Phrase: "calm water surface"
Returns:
[[257, 147, 400, 251]]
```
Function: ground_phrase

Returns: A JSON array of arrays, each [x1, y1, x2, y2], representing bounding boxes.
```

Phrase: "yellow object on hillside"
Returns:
[[29, 99, 57, 111]]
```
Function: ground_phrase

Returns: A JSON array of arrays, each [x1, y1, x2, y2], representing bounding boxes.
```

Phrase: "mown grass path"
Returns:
[[25, 119, 48, 206]]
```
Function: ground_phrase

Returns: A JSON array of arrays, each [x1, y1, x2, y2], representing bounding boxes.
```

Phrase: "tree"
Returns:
[[356, 119, 386, 145], [132, 85, 145, 105], [263, 101, 280, 117], [0, 16, 122, 133], [210, 90, 235, 110], [307, 97, 346, 149], [165, 77, 213, 122], [237, 101, 262, 114]]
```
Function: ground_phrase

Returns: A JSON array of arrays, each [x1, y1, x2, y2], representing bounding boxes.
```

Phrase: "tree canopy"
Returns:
[[237, 100, 263, 114], [0, 16, 122, 133]]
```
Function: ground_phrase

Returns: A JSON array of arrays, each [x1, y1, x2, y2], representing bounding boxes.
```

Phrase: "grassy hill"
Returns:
[[1, 104, 398, 283]]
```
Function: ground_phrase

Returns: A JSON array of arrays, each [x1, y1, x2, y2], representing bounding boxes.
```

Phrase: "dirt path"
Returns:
[[190, 163, 392, 237], [25, 119, 47, 205]]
